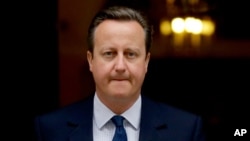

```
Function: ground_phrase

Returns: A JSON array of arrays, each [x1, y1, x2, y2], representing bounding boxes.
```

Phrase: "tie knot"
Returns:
[[111, 115, 125, 127]]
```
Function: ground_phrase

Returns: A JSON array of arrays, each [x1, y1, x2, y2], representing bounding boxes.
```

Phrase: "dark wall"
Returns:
[[7, 0, 59, 140], [142, 58, 250, 141], [213, 0, 250, 39]]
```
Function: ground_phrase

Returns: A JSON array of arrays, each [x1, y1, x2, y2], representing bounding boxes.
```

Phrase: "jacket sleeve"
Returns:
[[34, 116, 43, 141], [192, 116, 206, 141]]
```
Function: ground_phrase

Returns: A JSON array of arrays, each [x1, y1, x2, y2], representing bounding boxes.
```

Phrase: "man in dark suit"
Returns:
[[35, 6, 206, 141]]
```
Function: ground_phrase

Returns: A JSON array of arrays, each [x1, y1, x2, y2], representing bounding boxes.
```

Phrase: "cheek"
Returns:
[[129, 63, 147, 79], [92, 62, 111, 79]]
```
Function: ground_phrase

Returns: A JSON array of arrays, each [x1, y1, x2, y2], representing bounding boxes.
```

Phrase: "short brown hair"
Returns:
[[87, 6, 153, 53]]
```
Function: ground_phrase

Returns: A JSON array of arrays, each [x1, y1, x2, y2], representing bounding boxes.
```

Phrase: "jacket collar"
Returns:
[[65, 95, 168, 141], [67, 95, 94, 141], [139, 96, 168, 141]]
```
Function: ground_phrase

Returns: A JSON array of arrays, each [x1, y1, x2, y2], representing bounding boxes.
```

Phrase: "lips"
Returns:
[[112, 79, 127, 81], [110, 75, 130, 81], [110, 77, 129, 82]]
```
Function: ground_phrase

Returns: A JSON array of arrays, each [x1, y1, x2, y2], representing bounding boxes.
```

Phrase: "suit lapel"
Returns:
[[68, 96, 94, 141], [139, 96, 168, 141], [62, 95, 168, 141], [69, 124, 92, 141]]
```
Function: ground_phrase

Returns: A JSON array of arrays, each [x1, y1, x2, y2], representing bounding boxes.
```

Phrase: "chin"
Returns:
[[109, 90, 131, 99]]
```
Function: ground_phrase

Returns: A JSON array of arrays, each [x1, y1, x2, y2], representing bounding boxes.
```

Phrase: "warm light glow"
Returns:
[[185, 17, 203, 34], [188, 0, 199, 5], [160, 20, 172, 35], [191, 34, 201, 47], [171, 17, 185, 33], [166, 0, 175, 4], [201, 19, 215, 36]]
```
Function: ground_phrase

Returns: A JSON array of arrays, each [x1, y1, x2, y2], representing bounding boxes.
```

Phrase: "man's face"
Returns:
[[87, 20, 150, 104]]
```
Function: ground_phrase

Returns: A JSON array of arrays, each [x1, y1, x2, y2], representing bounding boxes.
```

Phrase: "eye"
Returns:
[[103, 51, 115, 58], [126, 52, 137, 59]]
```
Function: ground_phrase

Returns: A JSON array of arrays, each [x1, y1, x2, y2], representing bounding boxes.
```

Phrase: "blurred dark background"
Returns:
[[8, 0, 249, 140]]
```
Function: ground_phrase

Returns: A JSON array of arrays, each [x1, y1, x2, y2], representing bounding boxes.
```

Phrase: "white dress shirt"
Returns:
[[93, 93, 141, 141]]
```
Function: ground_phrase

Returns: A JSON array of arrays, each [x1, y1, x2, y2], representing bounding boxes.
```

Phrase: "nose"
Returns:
[[114, 54, 126, 73]]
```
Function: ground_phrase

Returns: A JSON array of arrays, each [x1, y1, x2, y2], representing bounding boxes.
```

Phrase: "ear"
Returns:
[[87, 51, 93, 72], [145, 52, 150, 72]]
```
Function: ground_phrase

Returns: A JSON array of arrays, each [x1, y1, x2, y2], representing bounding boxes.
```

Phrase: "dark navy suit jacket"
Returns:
[[35, 95, 206, 141]]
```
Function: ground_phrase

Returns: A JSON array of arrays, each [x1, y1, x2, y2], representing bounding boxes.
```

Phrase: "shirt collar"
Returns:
[[93, 93, 141, 130]]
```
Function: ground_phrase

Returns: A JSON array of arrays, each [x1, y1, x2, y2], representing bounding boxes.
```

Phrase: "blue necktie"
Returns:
[[111, 115, 127, 141]]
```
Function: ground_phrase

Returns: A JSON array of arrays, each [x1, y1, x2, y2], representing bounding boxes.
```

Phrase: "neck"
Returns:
[[97, 94, 139, 115]]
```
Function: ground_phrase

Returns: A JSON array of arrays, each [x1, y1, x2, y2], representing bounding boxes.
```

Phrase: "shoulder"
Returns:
[[34, 96, 94, 139], [141, 96, 206, 141], [142, 95, 203, 123], [35, 95, 93, 122]]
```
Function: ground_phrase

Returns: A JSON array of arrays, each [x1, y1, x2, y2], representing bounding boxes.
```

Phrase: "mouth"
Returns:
[[110, 76, 130, 82], [112, 79, 127, 81]]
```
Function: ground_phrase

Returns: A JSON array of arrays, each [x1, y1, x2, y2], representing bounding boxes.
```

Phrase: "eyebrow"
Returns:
[[124, 48, 141, 53], [100, 46, 141, 52]]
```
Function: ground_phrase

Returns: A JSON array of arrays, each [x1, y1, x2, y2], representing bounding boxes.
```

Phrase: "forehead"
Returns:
[[92, 20, 146, 53], [95, 20, 144, 35]]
